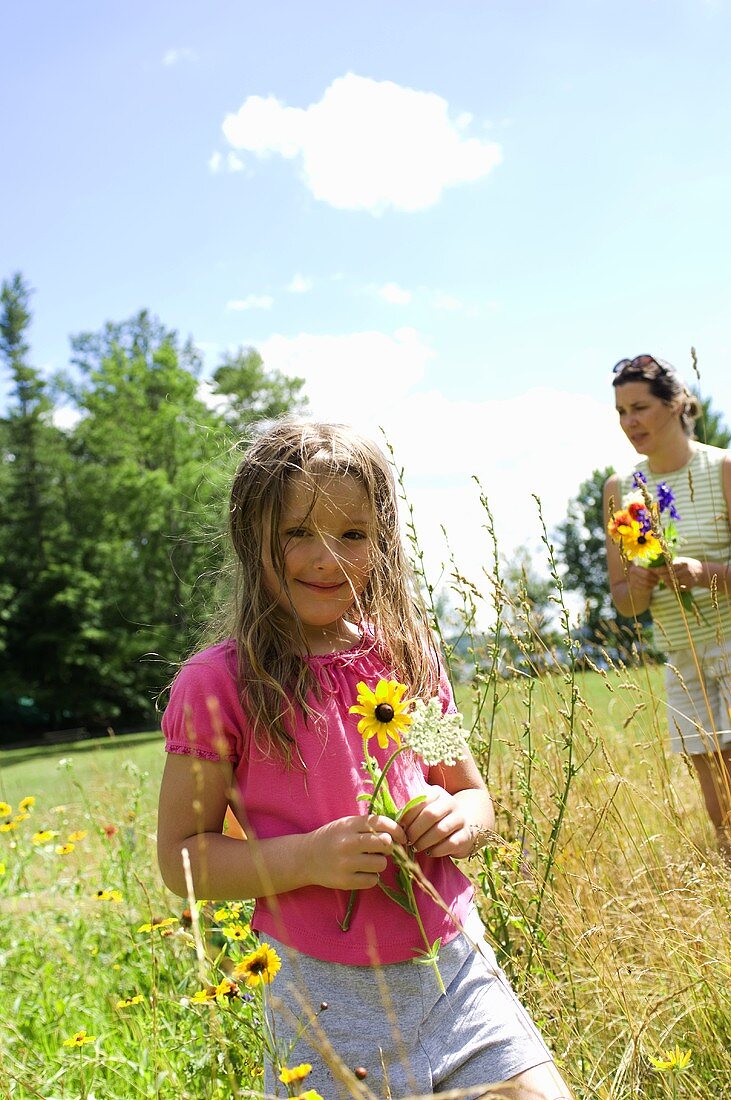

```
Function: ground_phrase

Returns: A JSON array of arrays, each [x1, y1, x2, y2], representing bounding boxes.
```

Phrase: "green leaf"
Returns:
[[395, 795, 426, 821]]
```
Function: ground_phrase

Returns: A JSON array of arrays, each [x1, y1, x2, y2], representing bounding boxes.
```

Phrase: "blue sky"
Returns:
[[3, 0, 731, 595]]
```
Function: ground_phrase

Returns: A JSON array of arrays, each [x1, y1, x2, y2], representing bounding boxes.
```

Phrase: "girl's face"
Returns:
[[614, 380, 683, 455], [262, 474, 373, 650]]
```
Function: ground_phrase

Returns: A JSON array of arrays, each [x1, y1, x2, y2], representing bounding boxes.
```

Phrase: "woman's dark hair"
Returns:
[[612, 355, 700, 437]]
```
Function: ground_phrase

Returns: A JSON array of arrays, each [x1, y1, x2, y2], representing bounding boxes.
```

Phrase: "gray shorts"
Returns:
[[665, 639, 731, 754], [262, 908, 553, 1099]]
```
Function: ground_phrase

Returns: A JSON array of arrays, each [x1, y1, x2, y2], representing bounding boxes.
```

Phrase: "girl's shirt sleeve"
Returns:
[[161, 645, 244, 764]]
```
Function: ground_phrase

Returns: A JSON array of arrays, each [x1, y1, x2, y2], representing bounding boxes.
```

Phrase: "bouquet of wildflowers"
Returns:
[[607, 471, 694, 610], [341, 679, 469, 992]]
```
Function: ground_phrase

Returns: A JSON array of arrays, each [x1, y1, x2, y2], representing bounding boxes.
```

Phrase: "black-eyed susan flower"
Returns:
[[214, 978, 240, 1003], [279, 1064, 312, 1086], [55, 843, 75, 856], [13, 812, 29, 824], [62, 1029, 96, 1047], [31, 829, 58, 845], [232, 943, 281, 987], [222, 923, 251, 941], [0, 802, 11, 816], [94, 888, 123, 902], [116, 994, 144, 1009], [649, 1046, 692, 1072], [0, 820, 16, 834], [18, 796, 35, 812], [137, 916, 177, 933], [0, 861, 6, 876], [67, 830, 87, 843], [349, 679, 412, 749]]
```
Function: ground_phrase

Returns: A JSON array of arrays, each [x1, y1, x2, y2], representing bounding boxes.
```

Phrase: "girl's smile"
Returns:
[[263, 474, 372, 651]]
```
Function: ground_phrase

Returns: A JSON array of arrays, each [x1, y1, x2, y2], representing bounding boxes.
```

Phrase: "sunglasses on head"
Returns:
[[612, 354, 669, 375]]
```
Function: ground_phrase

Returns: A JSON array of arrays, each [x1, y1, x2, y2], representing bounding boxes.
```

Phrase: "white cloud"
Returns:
[[259, 328, 433, 419], [52, 407, 82, 431], [226, 295, 274, 311], [163, 47, 197, 67], [431, 291, 464, 312], [221, 73, 502, 213], [208, 151, 223, 173], [377, 282, 413, 305], [227, 152, 245, 172], [287, 273, 314, 294]]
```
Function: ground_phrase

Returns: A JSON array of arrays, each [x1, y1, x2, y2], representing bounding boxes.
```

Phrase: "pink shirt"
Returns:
[[162, 637, 474, 965]]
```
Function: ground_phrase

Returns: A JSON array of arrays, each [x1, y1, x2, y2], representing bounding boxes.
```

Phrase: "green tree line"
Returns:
[[0, 274, 306, 740]]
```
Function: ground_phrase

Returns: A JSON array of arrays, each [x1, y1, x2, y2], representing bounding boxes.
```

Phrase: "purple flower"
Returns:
[[632, 470, 648, 488], [656, 481, 680, 520], [637, 508, 653, 534]]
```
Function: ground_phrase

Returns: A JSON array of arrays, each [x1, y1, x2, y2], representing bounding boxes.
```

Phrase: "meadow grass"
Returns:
[[1, 658, 729, 1099]]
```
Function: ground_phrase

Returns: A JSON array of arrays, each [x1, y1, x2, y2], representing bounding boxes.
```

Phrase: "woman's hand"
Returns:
[[399, 785, 474, 860], [625, 562, 662, 596], [307, 814, 406, 891], [655, 556, 706, 590]]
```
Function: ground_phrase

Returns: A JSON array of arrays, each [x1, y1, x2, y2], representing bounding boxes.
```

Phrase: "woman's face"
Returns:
[[614, 380, 683, 455]]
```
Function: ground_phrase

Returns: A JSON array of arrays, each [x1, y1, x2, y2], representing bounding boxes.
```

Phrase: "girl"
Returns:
[[605, 355, 731, 856], [158, 420, 571, 1099]]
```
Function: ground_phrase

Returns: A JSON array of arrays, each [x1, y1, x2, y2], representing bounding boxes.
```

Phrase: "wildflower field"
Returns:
[[2, 657, 729, 1100]]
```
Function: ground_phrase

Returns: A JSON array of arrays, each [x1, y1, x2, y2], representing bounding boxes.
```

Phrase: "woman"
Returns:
[[604, 354, 731, 858]]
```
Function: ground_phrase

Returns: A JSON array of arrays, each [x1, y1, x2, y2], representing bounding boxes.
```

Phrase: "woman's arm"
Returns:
[[157, 753, 405, 901], [399, 751, 495, 860], [604, 474, 659, 617]]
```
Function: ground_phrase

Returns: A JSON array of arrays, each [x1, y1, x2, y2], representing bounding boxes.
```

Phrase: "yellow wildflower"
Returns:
[[31, 830, 59, 844], [55, 843, 75, 855], [116, 994, 144, 1008], [232, 943, 282, 987], [62, 1029, 96, 1047], [349, 679, 412, 749], [68, 830, 88, 842], [649, 1046, 692, 1072], [296, 1092, 324, 1100], [0, 802, 11, 817], [18, 796, 35, 812], [191, 986, 217, 1004], [279, 1064, 313, 1086], [137, 916, 177, 933], [222, 923, 251, 941], [95, 888, 123, 902], [0, 820, 17, 833]]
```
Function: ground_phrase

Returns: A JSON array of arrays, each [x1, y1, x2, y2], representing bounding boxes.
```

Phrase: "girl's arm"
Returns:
[[604, 473, 659, 616], [157, 753, 405, 901], [399, 751, 495, 860]]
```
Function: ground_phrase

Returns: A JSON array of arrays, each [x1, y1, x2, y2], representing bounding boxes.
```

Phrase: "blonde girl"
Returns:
[[157, 420, 572, 1099]]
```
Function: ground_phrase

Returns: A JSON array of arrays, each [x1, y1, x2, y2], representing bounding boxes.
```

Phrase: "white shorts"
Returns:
[[665, 639, 731, 754], [263, 908, 553, 1099]]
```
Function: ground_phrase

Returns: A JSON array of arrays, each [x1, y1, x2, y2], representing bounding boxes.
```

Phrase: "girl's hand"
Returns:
[[654, 556, 705, 590], [400, 785, 473, 860], [307, 814, 406, 892]]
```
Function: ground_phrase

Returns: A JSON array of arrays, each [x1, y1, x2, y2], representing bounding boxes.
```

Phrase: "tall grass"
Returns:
[[1, 488, 730, 1099]]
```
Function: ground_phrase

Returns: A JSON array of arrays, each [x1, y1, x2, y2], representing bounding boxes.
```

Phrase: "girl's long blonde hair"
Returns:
[[214, 419, 439, 763]]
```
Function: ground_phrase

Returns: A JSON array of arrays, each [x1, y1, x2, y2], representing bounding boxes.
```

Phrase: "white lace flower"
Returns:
[[404, 699, 469, 766]]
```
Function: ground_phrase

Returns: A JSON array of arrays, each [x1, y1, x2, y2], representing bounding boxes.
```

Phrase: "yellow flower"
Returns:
[[214, 978, 240, 1003], [295, 1091, 324, 1100], [232, 943, 282, 987], [55, 843, 75, 855], [649, 1046, 692, 1072], [116, 994, 144, 1008], [13, 813, 29, 823], [18, 796, 35, 812], [0, 802, 12, 816], [349, 679, 412, 750], [0, 861, 6, 876], [607, 509, 663, 564], [137, 916, 177, 933], [222, 923, 251, 941], [31, 830, 58, 844], [63, 1029, 96, 1047], [68, 830, 87, 842], [191, 986, 217, 1004], [94, 888, 123, 902], [279, 1064, 312, 1086], [0, 820, 17, 833]]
